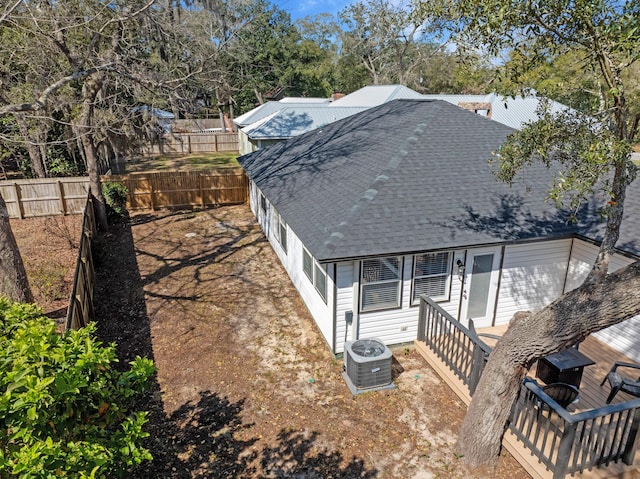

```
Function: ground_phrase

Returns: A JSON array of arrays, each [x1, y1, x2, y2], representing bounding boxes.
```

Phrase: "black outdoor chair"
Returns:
[[468, 319, 502, 345], [600, 361, 640, 404], [542, 382, 580, 409]]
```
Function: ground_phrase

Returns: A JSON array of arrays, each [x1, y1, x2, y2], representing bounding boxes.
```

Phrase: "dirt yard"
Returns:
[[12, 215, 82, 324], [59, 205, 528, 478]]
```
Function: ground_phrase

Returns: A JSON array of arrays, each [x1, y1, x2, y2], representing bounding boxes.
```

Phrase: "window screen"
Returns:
[[361, 257, 401, 312], [302, 248, 313, 281], [278, 216, 287, 253], [412, 252, 451, 304], [314, 262, 327, 301]]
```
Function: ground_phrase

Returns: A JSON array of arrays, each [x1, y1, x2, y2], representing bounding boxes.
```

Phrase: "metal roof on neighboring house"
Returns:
[[238, 99, 640, 261], [241, 106, 368, 140], [330, 84, 425, 107], [421, 93, 569, 130], [234, 99, 330, 127]]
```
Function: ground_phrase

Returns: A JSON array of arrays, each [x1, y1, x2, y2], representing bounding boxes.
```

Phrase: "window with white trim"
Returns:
[[302, 247, 326, 302], [360, 257, 402, 312], [272, 209, 288, 253], [412, 252, 452, 305], [302, 247, 313, 281], [260, 193, 267, 213], [314, 262, 327, 301]]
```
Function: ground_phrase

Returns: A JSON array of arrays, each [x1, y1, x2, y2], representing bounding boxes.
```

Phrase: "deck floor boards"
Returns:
[[414, 331, 640, 479]]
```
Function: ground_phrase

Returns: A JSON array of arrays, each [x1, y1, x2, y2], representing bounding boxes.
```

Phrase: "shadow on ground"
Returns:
[[92, 215, 377, 478]]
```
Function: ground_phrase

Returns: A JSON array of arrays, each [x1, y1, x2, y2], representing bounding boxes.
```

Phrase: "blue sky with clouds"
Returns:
[[273, 0, 353, 21]]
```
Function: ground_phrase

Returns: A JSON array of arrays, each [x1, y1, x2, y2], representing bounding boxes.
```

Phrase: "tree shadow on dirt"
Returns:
[[93, 215, 378, 479], [131, 390, 377, 479]]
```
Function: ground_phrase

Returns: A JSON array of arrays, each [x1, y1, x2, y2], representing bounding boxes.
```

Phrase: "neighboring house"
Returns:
[[234, 85, 572, 155], [132, 106, 175, 133], [421, 92, 569, 130], [239, 106, 368, 154], [235, 98, 332, 155], [238, 99, 640, 361], [234, 86, 425, 154], [328, 84, 425, 107]]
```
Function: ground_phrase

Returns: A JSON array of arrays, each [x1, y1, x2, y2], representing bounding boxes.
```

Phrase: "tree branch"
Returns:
[[0, 65, 115, 115], [0, 0, 22, 25]]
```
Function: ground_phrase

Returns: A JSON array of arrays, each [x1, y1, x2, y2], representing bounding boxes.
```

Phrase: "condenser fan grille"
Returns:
[[344, 338, 393, 390], [351, 339, 386, 357]]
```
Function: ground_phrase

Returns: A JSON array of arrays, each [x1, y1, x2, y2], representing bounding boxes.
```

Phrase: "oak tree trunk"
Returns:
[[0, 194, 33, 303], [80, 73, 108, 231], [457, 260, 640, 465]]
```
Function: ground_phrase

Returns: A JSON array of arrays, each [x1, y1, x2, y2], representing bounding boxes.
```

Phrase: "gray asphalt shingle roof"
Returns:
[[238, 99, 640, 262]]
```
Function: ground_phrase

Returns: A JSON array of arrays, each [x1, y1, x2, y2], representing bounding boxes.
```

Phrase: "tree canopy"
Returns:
[[415, 0, 640, 466]]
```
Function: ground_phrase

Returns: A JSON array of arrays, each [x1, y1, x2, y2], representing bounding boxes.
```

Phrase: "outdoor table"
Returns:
[[536, 347, 596, 388]]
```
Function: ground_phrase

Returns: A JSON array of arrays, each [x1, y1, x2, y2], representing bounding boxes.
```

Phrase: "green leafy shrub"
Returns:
[[102, 182, 129, 219], [0, 300, 155, 478]]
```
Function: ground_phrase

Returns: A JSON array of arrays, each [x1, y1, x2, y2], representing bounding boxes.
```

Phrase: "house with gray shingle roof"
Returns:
[[238, 99, 640, 358]]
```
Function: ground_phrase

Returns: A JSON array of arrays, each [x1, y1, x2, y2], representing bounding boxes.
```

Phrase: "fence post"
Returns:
[[417, 298, 426, 341], [13, 183, 24, 219], [56, 180, 67, 214], [149, 181, 156, 211], [199, 174, 205, 209], [553, 421, 577, 479], [623, 407, 640, 464], [468, 345, 487, 396]]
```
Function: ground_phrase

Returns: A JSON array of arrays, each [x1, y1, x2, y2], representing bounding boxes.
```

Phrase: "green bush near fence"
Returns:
[[0, 300, 155, 478], [102, 181, 129, 219]]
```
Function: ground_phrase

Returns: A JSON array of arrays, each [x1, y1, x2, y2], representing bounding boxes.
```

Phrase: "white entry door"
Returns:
[[460, 247, 502, 329]]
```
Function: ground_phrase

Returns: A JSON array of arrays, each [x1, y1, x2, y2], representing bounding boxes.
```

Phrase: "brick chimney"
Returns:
[[457, 102, 492, 118]]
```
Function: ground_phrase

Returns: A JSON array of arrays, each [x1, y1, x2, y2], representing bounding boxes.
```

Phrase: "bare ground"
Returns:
[[81, 206, 528, 478]]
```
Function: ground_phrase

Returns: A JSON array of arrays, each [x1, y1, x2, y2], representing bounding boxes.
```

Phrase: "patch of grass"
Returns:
[[125, 152, 240, 172]]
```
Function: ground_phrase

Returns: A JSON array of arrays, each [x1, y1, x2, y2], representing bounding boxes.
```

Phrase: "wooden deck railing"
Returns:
[[511, 380, 640, 478], [417, 296, 491, 394], [65, 193, 96, 330], [417, 295, 640, 478]]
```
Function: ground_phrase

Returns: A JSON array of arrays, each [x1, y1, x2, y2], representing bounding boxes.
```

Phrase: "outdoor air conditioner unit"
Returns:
[[344, 338, 393, 390]]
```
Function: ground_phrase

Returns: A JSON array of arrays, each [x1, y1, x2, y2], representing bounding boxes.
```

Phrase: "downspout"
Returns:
[[456, 251, 468, 321], [352, 261, 361, 342], [561, 238, 575, 294], [332, 263, 338, 354], [491, 246, 506, 327]]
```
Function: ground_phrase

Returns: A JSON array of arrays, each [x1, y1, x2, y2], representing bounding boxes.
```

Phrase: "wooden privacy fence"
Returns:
[[0, 177, 89, 218], [140, 132, 238, 155], [0, 169, 248, 218], [108, 169, 248, 211], [65, 193, 97, 331]]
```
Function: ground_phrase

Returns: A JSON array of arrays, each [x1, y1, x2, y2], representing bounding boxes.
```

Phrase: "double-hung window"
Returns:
[[360, 257, 402, 312], [272, 209, 288, 253], [412, 252, 452, 304], [302, 247, 326, 302]]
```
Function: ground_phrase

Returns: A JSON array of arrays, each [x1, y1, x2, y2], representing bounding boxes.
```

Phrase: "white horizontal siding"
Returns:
[[565, 239, 598, 292], [589, 246, 639, 361], [494, 240, 572, 325], [251, 185, 335, 350], [351, 253, 464, 351], [565, 239, 640, 361]]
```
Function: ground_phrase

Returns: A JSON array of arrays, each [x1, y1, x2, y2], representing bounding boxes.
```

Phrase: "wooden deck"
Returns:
[[415, 331, 640, 479]]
